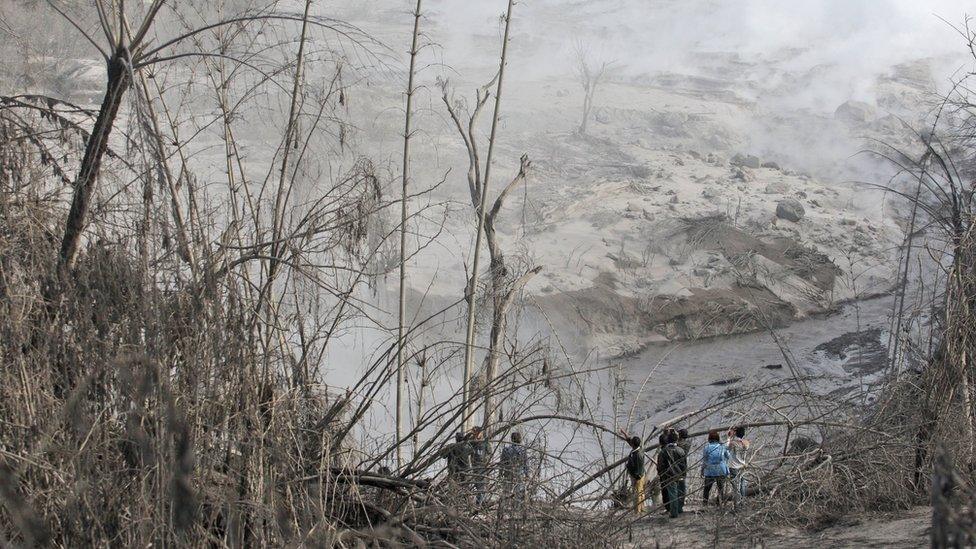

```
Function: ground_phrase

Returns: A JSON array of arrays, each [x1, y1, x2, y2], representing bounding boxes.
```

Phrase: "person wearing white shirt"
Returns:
[[726, 426, 751, 502]]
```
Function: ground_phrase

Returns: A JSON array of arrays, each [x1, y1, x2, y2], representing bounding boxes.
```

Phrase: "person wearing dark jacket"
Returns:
[[468, 426, 490, 505], [622, 433, 646, 514], [445, 432, 473, 481], [654, 432, 669, 511], [499, 431, 529, 500], [657, 431, 688, 518]]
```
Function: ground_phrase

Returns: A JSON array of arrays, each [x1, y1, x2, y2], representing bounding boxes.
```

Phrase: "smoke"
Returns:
[[417, 0, 971, 109]]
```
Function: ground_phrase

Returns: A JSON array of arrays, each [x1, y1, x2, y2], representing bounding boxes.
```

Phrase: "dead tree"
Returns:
[[573, 41, 611, 136], [447, 0, 538, 430], [482, 154, 543, 424], [396, 0, 423, 470], [53, 0, 167, 276], [441, 79, 541, 429]]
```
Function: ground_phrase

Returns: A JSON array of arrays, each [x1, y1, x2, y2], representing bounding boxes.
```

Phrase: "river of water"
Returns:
[[618, 293, 897, 428]]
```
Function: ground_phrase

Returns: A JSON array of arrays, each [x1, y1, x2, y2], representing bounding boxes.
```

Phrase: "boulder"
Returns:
[[834, 100, 876, 124], [776, 199, 805, 222], [731, 167, 755, 182], [731, 153, 761, 169]]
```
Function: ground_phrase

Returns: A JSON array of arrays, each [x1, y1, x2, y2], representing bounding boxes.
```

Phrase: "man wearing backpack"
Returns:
[[622, 433, 647, 514], [701, 429, 731, 507]]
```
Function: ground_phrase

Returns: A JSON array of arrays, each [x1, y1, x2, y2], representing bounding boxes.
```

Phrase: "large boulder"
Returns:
[[731, 153, 761, 169], [776, 199, 805, 222]]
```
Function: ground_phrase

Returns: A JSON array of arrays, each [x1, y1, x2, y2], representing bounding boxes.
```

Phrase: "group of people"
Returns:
[[436, 422, 751, 514], [623, 426, 751, 518], [443, 426, 530, 505]]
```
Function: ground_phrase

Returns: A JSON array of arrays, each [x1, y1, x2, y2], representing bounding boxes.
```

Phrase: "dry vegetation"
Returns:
[[1, 1, 976, 547]]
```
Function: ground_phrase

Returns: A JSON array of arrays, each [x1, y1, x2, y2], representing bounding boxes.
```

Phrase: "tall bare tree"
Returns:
[[461, 0, 514, 430], [396, 0, 423, 470], [443, 0, 541, 429]]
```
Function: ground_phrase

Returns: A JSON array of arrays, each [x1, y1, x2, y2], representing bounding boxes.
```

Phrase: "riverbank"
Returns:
[[622, 505, 930, 548]]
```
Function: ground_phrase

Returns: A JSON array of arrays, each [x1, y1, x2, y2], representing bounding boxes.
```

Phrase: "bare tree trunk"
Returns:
[[269, 0, 312, 272], [396, 0, 422, 471], [254, 0, 313, 388], [58, 48, 131, 276], [952, 262, 975, 466], [135, 72, 198, 277], [413, 348, 428, 454], [480, 155, 539, 426], [579, 91, 591, 135], [931, 448, 960, 548], [461, 0, 516, 430], [482, 265, 541, 426]]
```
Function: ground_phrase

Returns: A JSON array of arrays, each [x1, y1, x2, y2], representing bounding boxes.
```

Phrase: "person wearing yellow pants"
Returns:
[[633, 474, 646, 513], [622, 434, 647, 514]]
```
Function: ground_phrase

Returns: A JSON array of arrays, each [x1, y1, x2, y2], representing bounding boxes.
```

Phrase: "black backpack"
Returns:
[[625, 449, 645, 479]]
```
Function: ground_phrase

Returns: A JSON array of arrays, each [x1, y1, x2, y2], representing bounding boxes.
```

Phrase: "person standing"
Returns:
[[701, 429, 731, 507], [445, 432, 472, 483], [657, 431, 687, 518], [727, 426, 751, 503], [499, 431, 529, 501], [654, 432, 669, 512], [622, 433, 647, 514], [468, 426, 490, 505], [676, 429, 692, 512]]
